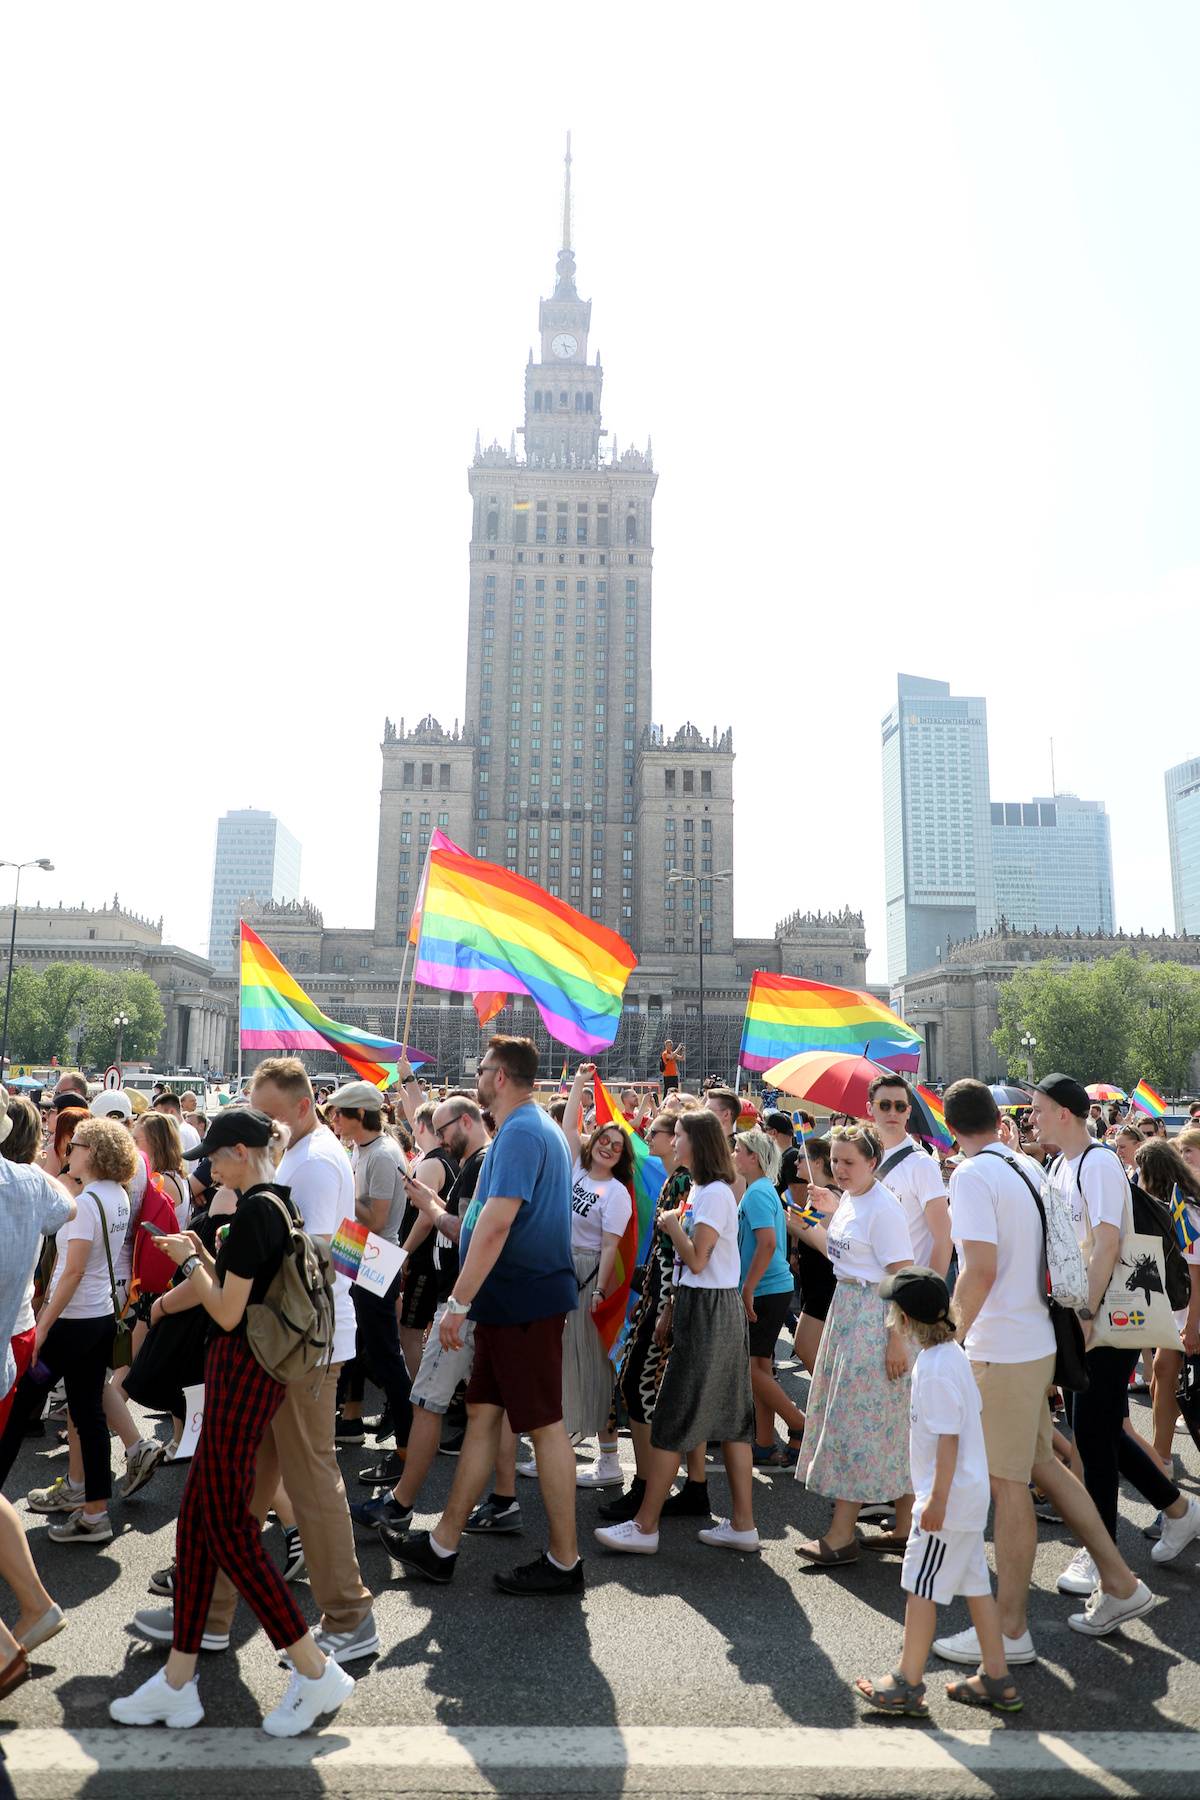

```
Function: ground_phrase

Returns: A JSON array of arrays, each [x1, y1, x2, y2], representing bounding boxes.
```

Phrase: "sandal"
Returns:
[[860, 1531, 909, 1553], [0, 1648, 30, 1701], [794, 1535, 859, 1566], [854, 1670, 929, 1718], [752, 1444, 791, 1467], [946, 1672, 1023, 1714]]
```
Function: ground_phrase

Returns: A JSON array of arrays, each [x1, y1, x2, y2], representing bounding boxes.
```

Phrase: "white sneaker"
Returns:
[[1056, 1548, 1100, 1595], [932, 1625, 1037, 1665], [1152, 1496, 1200, 1565], [698, 1518, 760, 1553], [1068, 1579, 1155, 1637], [593, 1520, 659, 1555], [109, 1667, 204, 1729], [262, 1658, 355, 1737], [576, 1460, 624, 1489], [122, 1439, 165, 1499], [516, 1458, 539, 1479]]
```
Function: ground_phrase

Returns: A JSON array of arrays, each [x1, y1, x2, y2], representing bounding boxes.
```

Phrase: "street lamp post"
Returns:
[[666, 868, 732, 1084], [112, 1011, 131, 1072], [1020, 1030, 1037, 1085], [0, 857, 54, 1080]]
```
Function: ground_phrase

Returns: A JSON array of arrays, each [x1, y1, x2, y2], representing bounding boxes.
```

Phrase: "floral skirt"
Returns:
[[794, 1278, 910, 1502]]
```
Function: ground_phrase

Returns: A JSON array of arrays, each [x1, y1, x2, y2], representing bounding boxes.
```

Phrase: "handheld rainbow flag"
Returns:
[[590, 1075, 666, 1360], [407, 830, 507, 1029], [413, 837, 636, 1053], [914, 1083, 955, 1152], [558, 1059, 570, 1092], [330, 1218, 370, 1280], [1171, 1183, 1198, 1255], [739, 972, 922, 1074], [1131, 1079, 1167, 1118], [240, 922, 429, 1088], [790, 1112, 815, 1141]]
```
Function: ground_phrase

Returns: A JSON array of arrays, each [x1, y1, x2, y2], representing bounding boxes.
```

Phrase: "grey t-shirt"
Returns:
[[0, 1160, 73, 1396], [352, 1134, 407, 1244]]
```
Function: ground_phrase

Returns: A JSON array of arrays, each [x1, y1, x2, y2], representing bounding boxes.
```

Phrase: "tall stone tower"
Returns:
[[462, 137, 657, 944]]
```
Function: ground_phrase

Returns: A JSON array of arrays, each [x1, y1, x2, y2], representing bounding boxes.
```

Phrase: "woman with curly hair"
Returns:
[[0, 1115, 135, 1545]]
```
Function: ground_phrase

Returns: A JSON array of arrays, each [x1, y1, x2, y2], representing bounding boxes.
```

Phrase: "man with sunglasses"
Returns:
[[867, 1073, 952, 1277]]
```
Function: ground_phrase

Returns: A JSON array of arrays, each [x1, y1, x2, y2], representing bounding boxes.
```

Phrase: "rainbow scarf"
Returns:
[[590, 1076, 666, 1360], [412, 835, 636, 1053], [1131, 1079, 1167, 1118], [915, 1083, 955, 1152], [1171, 1183, 1198, 1255], [738, 972, 922, 1074], [239, 922, 427, 1088]]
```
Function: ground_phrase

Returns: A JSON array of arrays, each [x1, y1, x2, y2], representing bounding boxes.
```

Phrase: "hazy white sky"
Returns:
[[4, 2, 1198, 979]]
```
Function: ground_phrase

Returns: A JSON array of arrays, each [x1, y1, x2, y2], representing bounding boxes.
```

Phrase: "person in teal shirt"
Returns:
[[734, 1131, 807, 1466]]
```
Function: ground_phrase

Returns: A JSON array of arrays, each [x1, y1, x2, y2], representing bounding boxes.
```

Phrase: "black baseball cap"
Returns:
[[879, 1265, 951, 1325], [183, 1105, 273, 1161], [1033, 1073, 1090, 1119], [762, 1109, 795, 1138]]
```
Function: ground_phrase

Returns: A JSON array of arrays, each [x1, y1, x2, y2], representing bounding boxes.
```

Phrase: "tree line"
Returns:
[[993, 951, 1200, 1095], [3, 964, 165, 1069]]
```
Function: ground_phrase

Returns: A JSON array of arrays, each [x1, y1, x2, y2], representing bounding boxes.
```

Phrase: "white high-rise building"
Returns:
[[207, 809, 301, 971], [1166, 756, 1200, 935], [991, 794, 1114, 934], [882, 674, 995, 983]]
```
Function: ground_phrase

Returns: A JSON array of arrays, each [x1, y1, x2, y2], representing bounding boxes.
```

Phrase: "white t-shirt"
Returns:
[[276, 1124, 357, 1363], [949, 1146, 1057, 1365], [678, 1180, 741, 1290], [48, 1180, 131, 1320], [570, 1160, 632, 1255], [825, 1181, 913, 1284], [1050, 1143, 1128, 1247], [879, 1137, 946, 1269], [909, 1340, 991, 1532], [177, 1120, 202, 1156]]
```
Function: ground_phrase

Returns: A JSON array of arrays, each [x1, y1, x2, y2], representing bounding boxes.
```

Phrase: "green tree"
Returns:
[[1, 966, 48, 1064], [78, 970, 164, 1067], [1128, 961, 1200, 1097], [36, 964, 96, 1064]]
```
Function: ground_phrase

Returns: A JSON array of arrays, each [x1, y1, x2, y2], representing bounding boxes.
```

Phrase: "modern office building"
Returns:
[[1167, 757, 1200, 936], [990, 794, 1114, 934], [882, 674, 995, 983], [207, 808, 301, 971]]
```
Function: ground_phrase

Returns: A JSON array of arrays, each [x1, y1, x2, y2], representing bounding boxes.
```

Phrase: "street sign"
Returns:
[[103, 1066, 122, 1091]]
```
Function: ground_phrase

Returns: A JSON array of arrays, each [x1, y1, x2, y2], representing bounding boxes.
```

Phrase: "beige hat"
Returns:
[[326, 1079, 385, 1111]]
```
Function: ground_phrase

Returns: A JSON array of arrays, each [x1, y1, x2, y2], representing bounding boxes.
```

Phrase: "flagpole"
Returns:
[[237, 919, 244, 1089], [391, 935, 414, 1045], [392, 837, 438, 1050]]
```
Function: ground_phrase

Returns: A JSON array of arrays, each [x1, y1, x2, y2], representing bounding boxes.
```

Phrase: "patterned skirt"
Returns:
[[650, 1285, 754, 1452], [562, 1249, 615, 1437], [617, 1246, 672, 1426], [794, 1278, 911, 1502]]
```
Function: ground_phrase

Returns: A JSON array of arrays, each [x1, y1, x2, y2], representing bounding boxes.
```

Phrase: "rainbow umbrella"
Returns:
[[762, 1051, 947, 1143], [1086, 1084, 1126, 1102]]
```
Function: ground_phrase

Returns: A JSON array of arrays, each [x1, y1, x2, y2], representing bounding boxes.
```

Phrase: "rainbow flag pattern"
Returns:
[[791, 1113, 815, 1141], [738, 972, 922, 1074], [413, 837, 636, 1053], [1131, 1079, 1167, 1118], [915, 1083, 955, 1152], [239, 922, 428, 1088], [330, 1217, 369, 1280], [590, 1075, 666, 1360], [1171, 1183, 1198, 1255]]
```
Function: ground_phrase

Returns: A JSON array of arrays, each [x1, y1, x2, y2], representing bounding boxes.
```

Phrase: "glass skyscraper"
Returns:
[[990, 795, 1114, 933], [882, 674, 995, 982], [1166, 757, 1200, 934], [207, 809, 301, 971]]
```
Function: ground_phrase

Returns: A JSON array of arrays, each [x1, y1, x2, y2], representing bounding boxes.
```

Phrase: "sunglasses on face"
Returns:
[[874, 1099, 910, 1113]]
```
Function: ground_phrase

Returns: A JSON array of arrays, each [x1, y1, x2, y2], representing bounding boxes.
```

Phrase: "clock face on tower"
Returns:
[[551, 332, 578, 359]]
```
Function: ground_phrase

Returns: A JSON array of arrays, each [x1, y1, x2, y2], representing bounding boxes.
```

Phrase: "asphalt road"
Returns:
[[2, 1356, 1199, 1798]]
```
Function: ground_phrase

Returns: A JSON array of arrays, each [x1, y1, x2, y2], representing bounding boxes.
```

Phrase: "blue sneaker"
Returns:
[[349, 1493, 412, 1535]]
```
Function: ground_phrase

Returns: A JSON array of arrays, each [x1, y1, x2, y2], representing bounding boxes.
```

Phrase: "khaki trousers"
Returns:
[[205, 1360, 372, 1638]]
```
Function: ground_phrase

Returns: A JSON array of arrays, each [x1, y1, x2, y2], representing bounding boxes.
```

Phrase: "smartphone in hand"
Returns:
[[140, 1220, 167, 1237]]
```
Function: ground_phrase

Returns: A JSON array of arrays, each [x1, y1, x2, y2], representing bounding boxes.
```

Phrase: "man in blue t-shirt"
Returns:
[[381, 1035, 582, 1598]]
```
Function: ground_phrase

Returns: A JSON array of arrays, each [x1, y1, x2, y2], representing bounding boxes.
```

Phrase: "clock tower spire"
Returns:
[[526, 133, 600, 465]]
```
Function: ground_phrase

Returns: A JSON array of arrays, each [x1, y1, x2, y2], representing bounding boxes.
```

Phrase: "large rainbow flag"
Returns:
[[590, 1076, 665, 1359], [412, 836, 636, 1053], [914, 1082, 954, 1152], [739, 972, 922, 1074], [1130, 1078, 1167, 1118], [239, 922, 428, 1088]]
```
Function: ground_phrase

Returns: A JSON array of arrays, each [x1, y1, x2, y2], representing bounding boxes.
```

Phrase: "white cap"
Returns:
[[90, 1090, 133, 1121]]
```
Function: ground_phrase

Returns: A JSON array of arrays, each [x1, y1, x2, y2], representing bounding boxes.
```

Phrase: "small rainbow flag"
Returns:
[[791, 1112, 815, 1141], [1131, 1079, 1167, 1118], [1171, 1183, 1198, 1254], [915, 1083, 955, 1152], [412, 833, 636, 1053], [590, 1076, 667, 1360], [331, 1217, 369, 1280], [240, 923, 428, 1088], [738, 972, 922, 1074], [558, 1059, 570, 1093]]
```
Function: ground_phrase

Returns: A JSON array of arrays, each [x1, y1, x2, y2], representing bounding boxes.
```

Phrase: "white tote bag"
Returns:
[[1087, 1190, 1181, 1353]]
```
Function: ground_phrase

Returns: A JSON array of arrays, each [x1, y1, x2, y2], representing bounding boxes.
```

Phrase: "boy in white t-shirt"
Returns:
[[855, 1268, 1022, 1720]]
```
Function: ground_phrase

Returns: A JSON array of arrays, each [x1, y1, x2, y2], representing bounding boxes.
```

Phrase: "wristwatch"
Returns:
[[444, 1295, 471, 1316], [1077, 1305, 1096, 1320], [179, 1255, 201, 1280]]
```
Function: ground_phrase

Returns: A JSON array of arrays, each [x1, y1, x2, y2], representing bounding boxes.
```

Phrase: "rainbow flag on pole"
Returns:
[[739, 972, 923, 1074], [413, 836, 636, 1054], [915, 1083, 955, 1152], [240, 922, 428, 1088], [590, 1076, 666, 1360], [1130, 1079, 1167, 1118], [1171, 1183, 1198, 1254]]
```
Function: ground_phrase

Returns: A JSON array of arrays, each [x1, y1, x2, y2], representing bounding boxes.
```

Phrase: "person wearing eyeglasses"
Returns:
[[792, 1124, 915, 1566], [0, 1117, 134, 1546], [867, 1075, 952, 1278]]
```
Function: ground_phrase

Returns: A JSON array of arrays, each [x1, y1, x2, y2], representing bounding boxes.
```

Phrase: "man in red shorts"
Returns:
[[380, 1035, 581, 1596]]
